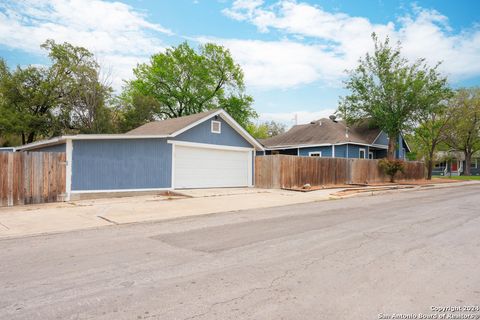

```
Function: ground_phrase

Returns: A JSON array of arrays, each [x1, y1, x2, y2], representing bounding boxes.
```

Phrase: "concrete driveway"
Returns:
[[0, 187, 340, 238], [1, 184, 479, 320]]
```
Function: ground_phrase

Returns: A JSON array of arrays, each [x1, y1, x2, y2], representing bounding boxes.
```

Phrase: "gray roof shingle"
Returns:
[[126, 109, 220, 136], [260, 118, 381, 148]]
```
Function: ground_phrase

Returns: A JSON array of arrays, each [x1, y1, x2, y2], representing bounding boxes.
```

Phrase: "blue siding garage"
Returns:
[[71, 139, 171, 191], [19, 109, 264, 197]]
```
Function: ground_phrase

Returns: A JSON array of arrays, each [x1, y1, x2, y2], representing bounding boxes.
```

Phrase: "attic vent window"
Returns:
[[211, 120, 221, 134]]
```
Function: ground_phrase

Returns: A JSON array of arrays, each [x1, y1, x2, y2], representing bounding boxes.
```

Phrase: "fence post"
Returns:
[[272, 155, 281, 189], [347, 158, 352, 184], [7, 153, 13, 206]]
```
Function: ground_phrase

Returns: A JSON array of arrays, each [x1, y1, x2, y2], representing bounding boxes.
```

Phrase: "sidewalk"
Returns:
[[0, 181, 478, 239], [0, 188, 340, 239]]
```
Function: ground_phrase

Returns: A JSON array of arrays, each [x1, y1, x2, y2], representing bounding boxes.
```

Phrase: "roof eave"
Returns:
[[16, 134, 170, 151]]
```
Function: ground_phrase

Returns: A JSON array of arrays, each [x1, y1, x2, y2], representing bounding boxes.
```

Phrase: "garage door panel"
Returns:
[[174, 145, 250, 188]]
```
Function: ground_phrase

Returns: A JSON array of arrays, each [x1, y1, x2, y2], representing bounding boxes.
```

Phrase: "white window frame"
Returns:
[[359, 148, 366, 159], [368, 151, 374, 159], [211, 120, 221, 134], [471, 159, 478, 169], [309, 151, 322, 157]]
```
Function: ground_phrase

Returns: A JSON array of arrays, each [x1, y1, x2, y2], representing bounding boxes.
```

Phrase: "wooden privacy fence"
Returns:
[[0, 152, 66, 207], [255, 155, 425, 189]]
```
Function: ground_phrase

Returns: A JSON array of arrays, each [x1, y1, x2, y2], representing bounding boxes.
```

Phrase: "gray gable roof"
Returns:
[[261, 118, 382, 148], [18, 108, 265, 151], [126, 109, 220, 136]]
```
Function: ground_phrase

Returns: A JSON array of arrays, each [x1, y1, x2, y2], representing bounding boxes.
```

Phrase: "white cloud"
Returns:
[[0, 0, 172, 90], [197, 37, 343, 89], [221, 0, 480, 89]]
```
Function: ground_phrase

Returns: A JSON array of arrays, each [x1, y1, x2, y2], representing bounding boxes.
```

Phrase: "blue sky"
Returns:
[[0, 0, 479, 126]]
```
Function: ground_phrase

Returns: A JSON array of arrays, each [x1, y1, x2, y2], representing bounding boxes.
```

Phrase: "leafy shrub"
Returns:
[[378, 159, 405, 182]]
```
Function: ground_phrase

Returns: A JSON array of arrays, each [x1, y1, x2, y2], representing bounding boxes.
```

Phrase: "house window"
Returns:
[[368, 152, 374, 159], [435, 162, 446, 168], [309, 152, 321, 157], [472, 159, 478, 168], [271, 150, 280, 155], [359, 148, 366, 159], [211, 120, 221, 134]]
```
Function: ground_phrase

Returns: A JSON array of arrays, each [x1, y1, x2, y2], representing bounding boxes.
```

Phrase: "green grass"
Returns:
[[433, 175, 480, 180]]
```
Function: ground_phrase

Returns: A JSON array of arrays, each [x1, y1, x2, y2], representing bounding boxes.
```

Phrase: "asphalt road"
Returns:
[[1, 185, 480, 320]]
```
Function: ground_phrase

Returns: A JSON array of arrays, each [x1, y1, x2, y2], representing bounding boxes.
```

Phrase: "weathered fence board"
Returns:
[[255, 155, 425, 189], [0, 152, 66, 207]]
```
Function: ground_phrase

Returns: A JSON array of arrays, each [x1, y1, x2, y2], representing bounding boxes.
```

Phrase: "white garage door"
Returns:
[[174, 145, 252, 188]]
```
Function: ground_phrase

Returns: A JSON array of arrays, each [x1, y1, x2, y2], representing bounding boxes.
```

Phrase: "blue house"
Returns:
[[259, 116, 410, 159], [16, 109, 264, 199]]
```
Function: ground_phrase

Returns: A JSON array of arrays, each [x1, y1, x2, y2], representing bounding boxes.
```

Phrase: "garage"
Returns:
[[19, 109, 264, 199], [173, 144, 252, 188]]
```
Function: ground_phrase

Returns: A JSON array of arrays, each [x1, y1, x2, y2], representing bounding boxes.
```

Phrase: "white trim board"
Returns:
[[359, 148, 366, 159], [171, 143, 176, 189], [264, 142, 389, 151], [248, 150, 254, 187], [17, 134, 169, 151], [266, 143, 332, 150], [71, 187, 173, 194], [167, 140, 254, 152], [211, 120, 221, 134], [65, 139, 73, 201]]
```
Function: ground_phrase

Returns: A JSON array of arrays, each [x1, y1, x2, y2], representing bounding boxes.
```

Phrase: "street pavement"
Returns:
[[1, 184, 480, 319]]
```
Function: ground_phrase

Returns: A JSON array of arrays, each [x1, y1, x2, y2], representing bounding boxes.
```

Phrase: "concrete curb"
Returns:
[[1, 181, 478, 241], [329, 180, 480, 200]]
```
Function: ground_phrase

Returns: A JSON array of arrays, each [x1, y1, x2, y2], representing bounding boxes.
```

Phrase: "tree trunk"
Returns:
[[27, 132, 36, 144], [387, 135, 397, 160], [426, 148, 435, 180], [426, 159, 433, 180], [464, 151, 472, 176]]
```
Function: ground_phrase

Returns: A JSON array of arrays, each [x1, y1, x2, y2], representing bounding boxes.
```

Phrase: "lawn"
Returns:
[[433, 175, 480, 181]]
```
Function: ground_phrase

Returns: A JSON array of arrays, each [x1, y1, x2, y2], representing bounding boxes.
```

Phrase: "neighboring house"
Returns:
[[0, 147, 16, 152], [259, 116, 410, 160], [432, 151, 480, 176], [16, 109, 264, 199]]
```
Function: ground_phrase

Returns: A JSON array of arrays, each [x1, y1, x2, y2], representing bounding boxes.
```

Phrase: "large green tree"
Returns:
[[444, 88, 480, 176], [121, 42, 257, 130], [246, 120, 287, 139], [412, 106, 452, 179], [0, 40, 114, 145], [0, 59, 60, 144], [42, 40, 114, 135], [411, 68, 453, 179], [338, 33, 450, 160]]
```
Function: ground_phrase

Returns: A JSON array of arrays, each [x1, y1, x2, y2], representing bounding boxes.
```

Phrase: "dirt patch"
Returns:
[[332, 185, 417, 197], [283, 185, 355, 192], [284, 179, 455, 192]]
